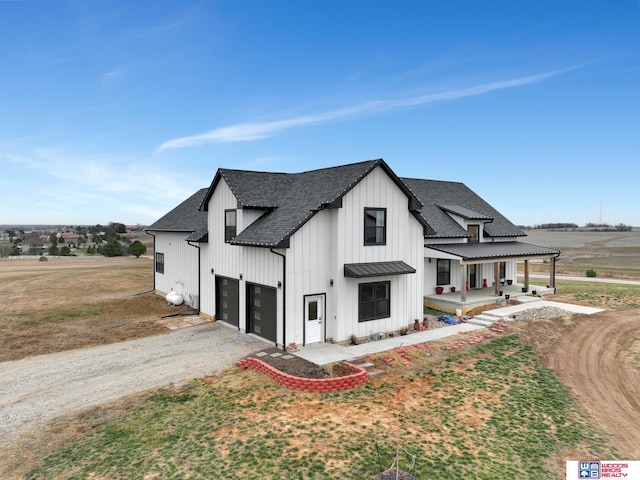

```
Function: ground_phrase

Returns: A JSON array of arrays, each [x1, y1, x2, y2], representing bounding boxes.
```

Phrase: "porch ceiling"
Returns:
[[426, 241, 560, 263]]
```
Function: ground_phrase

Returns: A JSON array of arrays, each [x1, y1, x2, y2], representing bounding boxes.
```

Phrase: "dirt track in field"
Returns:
[[520, 309, 640, 460]]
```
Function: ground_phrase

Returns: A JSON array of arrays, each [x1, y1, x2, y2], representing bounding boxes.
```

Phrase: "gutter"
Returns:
[[187, 240, 201, 313], [270, 248, 286, 351], [144, 230, 156, 292]]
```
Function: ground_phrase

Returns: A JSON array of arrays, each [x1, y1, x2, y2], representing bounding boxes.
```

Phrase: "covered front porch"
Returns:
[[424, 241, 561, 314], [424, 280, 556, 314]]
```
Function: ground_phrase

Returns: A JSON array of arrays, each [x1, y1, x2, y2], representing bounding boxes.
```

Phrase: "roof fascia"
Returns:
[[376, 159, 424, 212], [410, 211, 436, 236], [144, 228, 195, 233], [199, 170, 224, 212]]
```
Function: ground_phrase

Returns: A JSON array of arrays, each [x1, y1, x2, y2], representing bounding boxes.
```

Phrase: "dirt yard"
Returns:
[[519, 309, 640, 460], [0, 256, 175, 361]]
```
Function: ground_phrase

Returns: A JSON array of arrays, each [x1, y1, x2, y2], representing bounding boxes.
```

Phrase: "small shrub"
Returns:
[[586, 269, 597, 278]]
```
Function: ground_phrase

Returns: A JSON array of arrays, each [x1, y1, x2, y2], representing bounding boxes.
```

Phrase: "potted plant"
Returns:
[[450, 286, 456, 292], [507, 279, 513, 285], [435, 286, 444, 294]]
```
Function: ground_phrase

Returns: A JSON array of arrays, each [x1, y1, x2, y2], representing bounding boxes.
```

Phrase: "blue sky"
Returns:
[[1, 1, 639, 227]]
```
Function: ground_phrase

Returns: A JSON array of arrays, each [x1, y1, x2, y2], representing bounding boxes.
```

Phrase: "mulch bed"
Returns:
[[247, 348, 331, 379]]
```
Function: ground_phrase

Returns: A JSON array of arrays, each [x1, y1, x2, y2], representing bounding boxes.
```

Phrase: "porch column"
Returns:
[[550, 256, 556, 290], [524, 259, 530, 292], [494, 262, 500, 295], [460, 263, 467, 303]]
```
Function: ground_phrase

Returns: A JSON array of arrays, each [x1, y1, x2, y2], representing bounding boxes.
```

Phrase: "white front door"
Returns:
[[305, 294, 324, 344]]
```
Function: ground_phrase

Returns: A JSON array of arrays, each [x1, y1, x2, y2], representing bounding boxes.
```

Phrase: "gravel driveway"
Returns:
[[0, 322, 265, 448]]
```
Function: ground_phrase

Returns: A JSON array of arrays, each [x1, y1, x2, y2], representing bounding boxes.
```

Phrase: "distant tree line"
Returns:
[[518, 222, 633, 232], [1, 221, 146, 258]]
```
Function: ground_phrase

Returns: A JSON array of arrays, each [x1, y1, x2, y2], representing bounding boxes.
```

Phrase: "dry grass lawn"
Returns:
[[1, 252, 638, 479], [0, 256, 172, 362]]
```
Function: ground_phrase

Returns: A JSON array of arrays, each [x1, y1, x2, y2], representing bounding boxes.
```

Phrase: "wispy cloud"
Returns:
[[156, 67, 577, 153], [101, 66, 127, 86], [6, 147, 195, 205]]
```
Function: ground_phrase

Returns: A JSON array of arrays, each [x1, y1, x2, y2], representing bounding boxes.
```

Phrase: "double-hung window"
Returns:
[[437, 259, 450, 285], [155, 252, 164, 274], [225, 209, 237, 243], [358, 281, 390, 322], [364, 208, 386, 245]]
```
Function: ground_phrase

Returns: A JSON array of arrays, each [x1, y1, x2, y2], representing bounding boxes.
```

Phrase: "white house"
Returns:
[[145, 188, 208, 308], [147, 159, 559, 348]]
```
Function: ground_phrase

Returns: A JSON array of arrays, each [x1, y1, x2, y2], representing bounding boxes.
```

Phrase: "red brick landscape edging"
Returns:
[[237, 357, 369, 392]]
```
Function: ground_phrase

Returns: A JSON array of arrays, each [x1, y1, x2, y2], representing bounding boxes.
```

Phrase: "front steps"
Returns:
[[347, 356, 386, 379], [465, 295, 544, 327], [465, 311, 503, 327]]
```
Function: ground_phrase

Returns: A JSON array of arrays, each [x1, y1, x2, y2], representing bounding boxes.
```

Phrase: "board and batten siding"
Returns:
[[152, 231, 199, 302], [200, 179, 281, 337], [331, 166, 424, 342], [201, 167, 424, 345], [284, 208, 336, 346]]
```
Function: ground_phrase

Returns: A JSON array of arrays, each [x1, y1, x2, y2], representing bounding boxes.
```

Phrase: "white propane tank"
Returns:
[[166, 291, 184, 306]]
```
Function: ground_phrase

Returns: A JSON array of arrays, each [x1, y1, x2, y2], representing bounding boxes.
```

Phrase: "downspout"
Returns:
[[145, 230, 156, 292], [550, 252, 560, 293], [270, 247, 286, 351], [187, 240, 201, 313]]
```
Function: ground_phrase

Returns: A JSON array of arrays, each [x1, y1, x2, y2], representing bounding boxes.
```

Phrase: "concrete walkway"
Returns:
[[292, 300, 604, 366]]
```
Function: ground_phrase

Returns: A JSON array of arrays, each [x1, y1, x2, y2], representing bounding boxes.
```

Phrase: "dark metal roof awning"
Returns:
[[344, 261, 416, 278], [426, 241, 560, 261]]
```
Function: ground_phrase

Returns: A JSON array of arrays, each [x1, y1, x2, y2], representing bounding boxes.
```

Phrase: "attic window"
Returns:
[[364, 208, 386, 246], [468, 225, 480, 243], [225, 210, 237, 243]]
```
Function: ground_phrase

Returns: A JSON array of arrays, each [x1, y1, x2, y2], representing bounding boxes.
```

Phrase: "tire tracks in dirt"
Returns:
[[533, 310, 640, 459]]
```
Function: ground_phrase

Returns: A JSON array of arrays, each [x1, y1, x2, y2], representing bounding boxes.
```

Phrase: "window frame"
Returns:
[[436, 259, 450, 285], [364, 207, 387, 246], [225, 209, 237, 243], [468, 224, 480, 243], [358, 280, 391, 322], [155, 252, 164, 274]]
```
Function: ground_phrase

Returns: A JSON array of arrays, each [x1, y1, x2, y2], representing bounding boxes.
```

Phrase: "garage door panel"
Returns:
[[216, 276, 239, 327], [247, 284, 276, 342]]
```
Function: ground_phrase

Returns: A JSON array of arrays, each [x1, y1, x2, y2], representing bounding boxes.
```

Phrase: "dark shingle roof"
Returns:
[[145, 188, 208, 242], [437, 204, 493, 221], [427, 241, 560, 261], [400, 178, 525, 239], [220, 170, 291, 208], [203, 159, 425, 248]]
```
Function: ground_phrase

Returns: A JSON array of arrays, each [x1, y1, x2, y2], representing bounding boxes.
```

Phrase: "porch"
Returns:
[[424, 281, 555, 314]]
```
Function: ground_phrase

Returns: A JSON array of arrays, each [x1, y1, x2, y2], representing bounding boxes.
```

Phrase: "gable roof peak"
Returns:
[[204, 158, 425, 248]]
